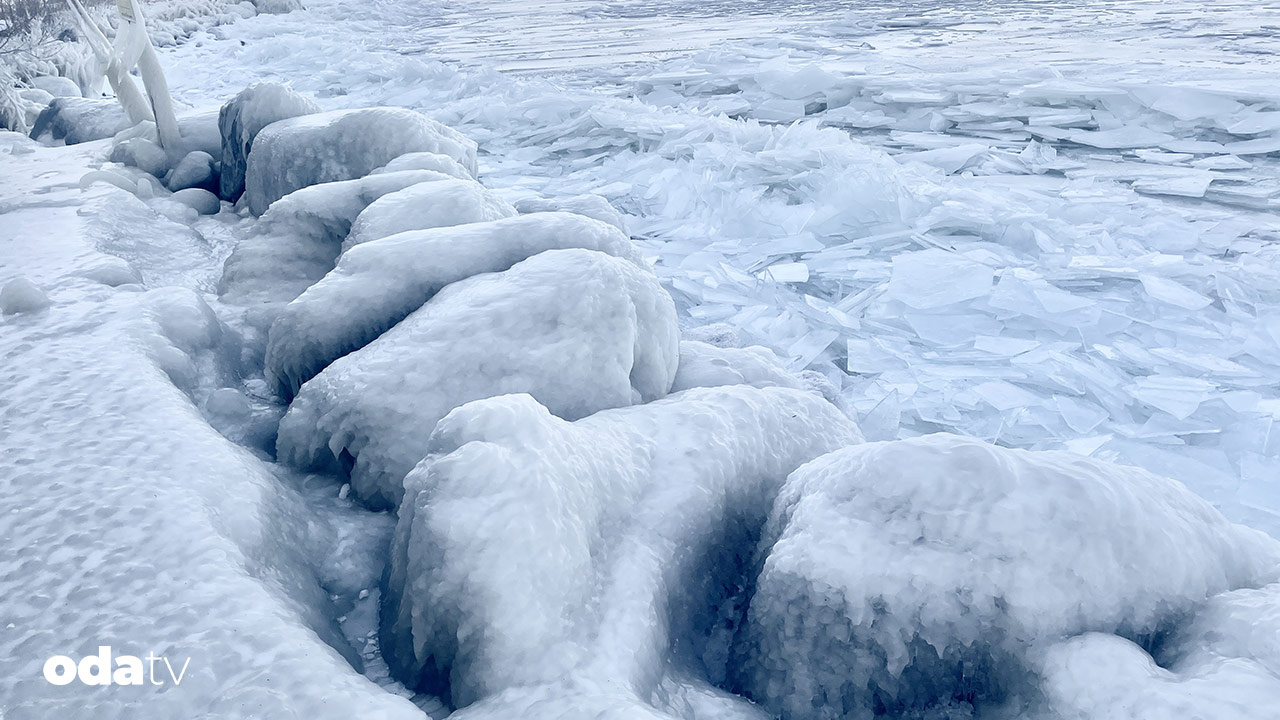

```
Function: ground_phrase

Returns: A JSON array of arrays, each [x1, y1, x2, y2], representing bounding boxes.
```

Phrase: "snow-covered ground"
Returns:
[[4, 0, 1280, 718]]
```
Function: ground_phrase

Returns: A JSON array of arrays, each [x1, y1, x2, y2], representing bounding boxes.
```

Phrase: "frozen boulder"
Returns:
[[218, 82, 320, 202], [671, 340, 805, 393], [172, 188, 221, 215], [514, 193, 628, 233], [167, 150, 217, 192], [736, 434, 1280, 720], [30, 75, 81, 99], [1038, 632, 1280, 720], [382, 385, 861, 708], [267, 212, 640, 398], [0, 277, 51, 314], [342, 178, 516, 251], [276, 248, 679, 509], [244, 107, 478, 215], [373, 151, 473, 179], [219, 169, 456, 325], [29, 97, 131, 144], [110, 137, 170, 177], [18, 88, 55, 105]]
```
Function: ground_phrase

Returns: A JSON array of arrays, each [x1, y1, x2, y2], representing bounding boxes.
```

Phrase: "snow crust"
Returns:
[[243, 107, 479, 214], [382, 385, 861, 711], [266, 211, 641, 398], [342, 178, 517, 251], [277, 248, 679, 509], [737, 434, 1280, 719]]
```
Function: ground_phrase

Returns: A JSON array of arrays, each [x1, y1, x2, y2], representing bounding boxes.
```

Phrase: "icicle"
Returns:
[[117, 0, 183, 155], [65, 0, 154, 125]]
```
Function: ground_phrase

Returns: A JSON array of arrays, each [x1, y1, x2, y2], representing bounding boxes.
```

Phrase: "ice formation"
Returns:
[[0, 276, 51, 315], [217, 82, 320, 201], [514, 193, 629, 233], [277, 248, 679, 509], [1038, 632, 1280, 720], [167, 150, 217, 191], [382, 385, 861, 710], [342, 178, 517, 251], [219, 169, 456, 325], [372, 151, 474, 179], [736, 434, 1280, 719], [243, 107, 479, 215], [266, 212, 641, 397], [670, 340, 805, 393]]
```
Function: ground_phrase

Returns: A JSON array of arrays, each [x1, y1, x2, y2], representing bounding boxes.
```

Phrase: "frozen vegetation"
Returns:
[[4, 0, 1280, 719]]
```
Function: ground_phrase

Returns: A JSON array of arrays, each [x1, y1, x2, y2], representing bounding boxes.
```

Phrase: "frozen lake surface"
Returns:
[[168, 0, 1280, 532]]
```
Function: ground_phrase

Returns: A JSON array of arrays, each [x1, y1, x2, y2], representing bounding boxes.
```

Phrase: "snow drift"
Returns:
[[243, 106, 479, 215], [266, 211, 642, 398], [736, 434, 1280, 720], [276, 248, 679, 509], [382, 384, 861, 713]]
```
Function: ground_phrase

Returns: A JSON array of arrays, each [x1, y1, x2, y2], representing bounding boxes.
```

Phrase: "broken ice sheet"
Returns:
[[1129, 376, 1218, 420], [1138, 274, 1213, 310], [886, 248, 993, 310], [758, 262, 810, 283], [972, 380, 1041, 412]]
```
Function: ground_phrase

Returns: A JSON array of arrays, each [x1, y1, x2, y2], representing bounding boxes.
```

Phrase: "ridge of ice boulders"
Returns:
[[276, 247, 680, 509], [381, 385, 862, 710]]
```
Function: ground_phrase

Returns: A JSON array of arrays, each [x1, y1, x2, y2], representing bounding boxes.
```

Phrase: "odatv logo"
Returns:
[[42, 647, 191, 687]]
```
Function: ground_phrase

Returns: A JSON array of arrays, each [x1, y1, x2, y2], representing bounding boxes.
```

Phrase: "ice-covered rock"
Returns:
[[110, 137, 171, 177], [736, 434, 1280, 719], [373, 151, 474, 179], [218, 82, 320, 202], [0, 277, 51, 314], [244, 107, 478, 215], [167, 150, 217, 192], [172, 188, 221, 215], [382, 385, 861, 709], [342, 178, 517, 251], [30, 98, 131, 144], [219, 169, 456, 326], [670, 340, 805, 392], [1038, 632, 1280, 720], [277, 248, 679, 509], [30, 76, 81, 99], [266, 212, 641, 398], [514, 193, 628, 233]]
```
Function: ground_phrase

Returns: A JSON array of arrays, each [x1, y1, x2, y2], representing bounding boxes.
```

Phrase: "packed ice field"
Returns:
[[3, 0, 1280, 718]]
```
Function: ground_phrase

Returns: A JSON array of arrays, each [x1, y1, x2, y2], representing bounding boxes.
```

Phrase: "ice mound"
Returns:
[[373, 151, 474, 179], [219, 169, 455, 325], [0, 276, 51, 315], [266, 212, 641, 398], [670, 340, 805, 393], [736, 434, 1280, 719], [276, 248, 679, 509], [244, 107, 479, 215], [382, 384, 861, 710], [1038, 632, 1280, 720], [514, 193, 628, 233], [218, 82, 320, 202], [342, 178, 517, 251]]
